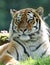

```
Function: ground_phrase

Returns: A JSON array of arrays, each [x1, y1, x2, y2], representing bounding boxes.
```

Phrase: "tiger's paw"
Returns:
[[6, 60, 19, 65]]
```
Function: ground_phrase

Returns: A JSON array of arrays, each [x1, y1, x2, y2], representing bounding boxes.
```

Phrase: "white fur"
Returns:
[[27, 12, 33, 21], [19, 35, 30, 41], [9, 13, 50, 60]]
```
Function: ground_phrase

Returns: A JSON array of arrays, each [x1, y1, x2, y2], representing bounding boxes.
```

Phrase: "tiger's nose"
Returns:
[[20, 28, 27, 32]]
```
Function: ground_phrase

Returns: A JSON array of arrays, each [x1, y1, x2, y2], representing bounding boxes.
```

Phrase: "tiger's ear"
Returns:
[[36, 7, 44, 16], [10, 9, 17, 18]]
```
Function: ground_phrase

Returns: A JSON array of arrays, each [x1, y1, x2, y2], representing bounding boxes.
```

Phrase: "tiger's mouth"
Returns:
[[17, 31, 36, 41], [19, 34, 30, 41]]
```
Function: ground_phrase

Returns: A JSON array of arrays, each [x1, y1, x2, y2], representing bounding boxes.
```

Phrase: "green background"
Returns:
[[0, 0, 50, 31]]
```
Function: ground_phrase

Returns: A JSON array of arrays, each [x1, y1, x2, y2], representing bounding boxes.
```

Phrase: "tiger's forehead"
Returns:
[[13, 8, 40, 25], [16, 8, 39, 19], [17, 8, 35, 14], [16, 8, 34, 22], [12, 8, 41, 30]]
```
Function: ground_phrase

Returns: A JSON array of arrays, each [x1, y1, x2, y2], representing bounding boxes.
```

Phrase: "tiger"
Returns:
[[0, 7, 50, 65]]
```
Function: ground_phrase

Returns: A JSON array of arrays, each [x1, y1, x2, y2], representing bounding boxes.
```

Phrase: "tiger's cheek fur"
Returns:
[[27, 23, 33, 30]]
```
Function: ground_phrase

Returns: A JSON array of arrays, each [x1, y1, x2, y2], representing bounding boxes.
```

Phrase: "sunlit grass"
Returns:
[[19, 56, 50, 65]]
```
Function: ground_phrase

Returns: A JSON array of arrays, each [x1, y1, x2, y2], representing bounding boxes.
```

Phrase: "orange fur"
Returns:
[[0, 42, 19, 65]]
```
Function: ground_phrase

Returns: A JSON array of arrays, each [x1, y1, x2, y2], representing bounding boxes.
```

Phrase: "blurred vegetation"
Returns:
[[0, 0, 50, 31], [0, 31, 9, 45], [20, 56, 50, 65], [0, 62, 4, 65], [0, 57, 50, 65]]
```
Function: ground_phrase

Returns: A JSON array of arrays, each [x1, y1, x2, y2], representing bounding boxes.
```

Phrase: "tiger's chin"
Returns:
[[19, 35, 30, 41]]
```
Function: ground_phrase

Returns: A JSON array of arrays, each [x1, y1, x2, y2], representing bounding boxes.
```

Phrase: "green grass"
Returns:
[[0, 62, 4, 65], [19, 56, 50, 65]]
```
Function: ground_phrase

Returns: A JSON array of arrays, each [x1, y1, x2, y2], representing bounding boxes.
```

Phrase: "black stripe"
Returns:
[[39, 20, 41, 30], [13, 46, 19, 60], [35, 19, 41, 34], [31, 19, 41, 34], [7, 46, 19, 60], [36, 43, 42, 49], [11, 20, 14, 31], [11, 19, 16, 33], [12, 19, 14, 30], [41, 49, 48, 57], [13, 38, 30, 57], [12, 20, 18, 33], [32, 41, 45, 51], [7, 51, 11, 54]]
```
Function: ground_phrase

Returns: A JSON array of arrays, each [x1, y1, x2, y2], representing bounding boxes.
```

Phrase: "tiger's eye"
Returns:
[[36, 19, 38, 22], [27, 11, 31, 13], [27, 12, 33, 23], [33, 15, 36, 17], [28, 20, 32, 23]]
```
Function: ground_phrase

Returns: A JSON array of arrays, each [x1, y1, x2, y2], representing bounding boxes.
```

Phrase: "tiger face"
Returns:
[[10, 7, 44, 41]]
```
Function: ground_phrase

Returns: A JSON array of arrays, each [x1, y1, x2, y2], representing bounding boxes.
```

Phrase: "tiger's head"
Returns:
[[10, 7, 44, 41]]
